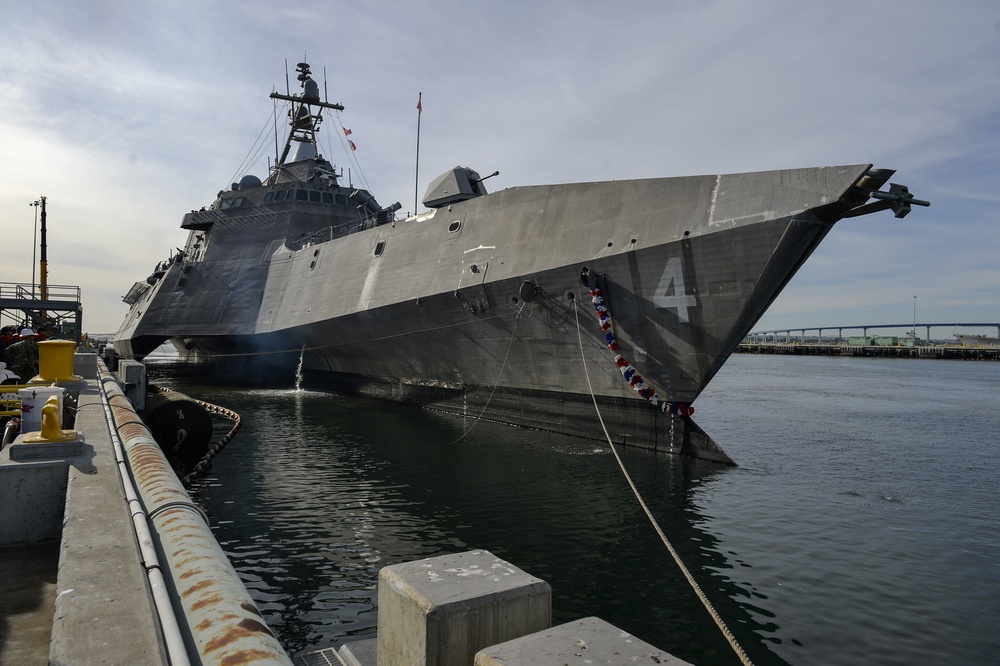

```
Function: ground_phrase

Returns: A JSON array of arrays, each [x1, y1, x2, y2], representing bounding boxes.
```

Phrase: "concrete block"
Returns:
[[338, 637, 377, 666], [8, 434, 85, 461], [378, 549, 551, 666], [119, 359, 146, 414], [75, 352, 98, 380], [18, 386, 65, 432], [0, 448, 70, 546], [474, 616, 692, 665]]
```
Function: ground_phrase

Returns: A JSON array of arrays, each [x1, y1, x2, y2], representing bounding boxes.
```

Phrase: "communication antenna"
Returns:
[[415, 92, 422, 213], [272, 96, 280, 167]]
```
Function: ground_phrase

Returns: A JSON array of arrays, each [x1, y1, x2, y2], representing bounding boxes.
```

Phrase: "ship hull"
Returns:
[[117, 164, 880, 463]]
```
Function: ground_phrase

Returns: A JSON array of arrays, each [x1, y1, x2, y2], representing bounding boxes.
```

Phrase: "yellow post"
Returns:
[[22, 396, 78, 443], [34, 339, 81, 383]]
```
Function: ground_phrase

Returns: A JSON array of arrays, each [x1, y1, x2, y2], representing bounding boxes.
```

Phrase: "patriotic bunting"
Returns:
[[588, 286, 693, 417]]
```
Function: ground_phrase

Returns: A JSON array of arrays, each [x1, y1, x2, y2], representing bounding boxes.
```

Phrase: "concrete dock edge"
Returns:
[[49, 379, 169, 665]]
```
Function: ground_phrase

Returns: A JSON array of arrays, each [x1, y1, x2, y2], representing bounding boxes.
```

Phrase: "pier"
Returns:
[[1, 354, 291, 665], [739, 322, 1000, 360]]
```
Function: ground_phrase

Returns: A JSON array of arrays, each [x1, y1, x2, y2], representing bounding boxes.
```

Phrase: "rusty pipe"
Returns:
[[100, 370, 291, 666], [98, 368, 189, 666]]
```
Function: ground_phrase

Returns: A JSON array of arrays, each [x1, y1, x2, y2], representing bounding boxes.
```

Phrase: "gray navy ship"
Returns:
[[114, 62, 928, 463]]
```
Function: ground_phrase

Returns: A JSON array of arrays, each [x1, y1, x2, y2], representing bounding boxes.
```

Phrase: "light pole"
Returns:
[[38, 196, 48, 302], [30, 199, 40, 298], [913, 295, 917, 342]]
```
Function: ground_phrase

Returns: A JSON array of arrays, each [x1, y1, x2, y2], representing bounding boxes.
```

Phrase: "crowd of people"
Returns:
[[0, 325, 53, 384]]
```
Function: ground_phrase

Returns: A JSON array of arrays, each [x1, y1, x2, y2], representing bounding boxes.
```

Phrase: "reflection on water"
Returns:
[[157, 354, 1000, 665], [171, 382, 775, 664]]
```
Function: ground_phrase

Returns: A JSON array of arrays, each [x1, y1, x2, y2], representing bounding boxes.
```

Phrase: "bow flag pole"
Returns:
[[414, 92, 422, 214]]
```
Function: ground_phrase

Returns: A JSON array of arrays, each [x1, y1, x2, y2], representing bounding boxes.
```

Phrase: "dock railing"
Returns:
[[0, 281, 83, 341]]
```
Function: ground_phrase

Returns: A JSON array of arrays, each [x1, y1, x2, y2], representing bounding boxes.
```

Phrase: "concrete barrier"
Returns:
[[377, 549, 551, 666], [320, 551, 692, 666], [74, 351, 98, 380], [0, 449, 71, 545], [118, 359, 146, 413], [474, 616, 693, 665]]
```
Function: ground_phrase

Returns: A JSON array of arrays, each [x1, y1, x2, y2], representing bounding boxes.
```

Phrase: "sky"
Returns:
[[1, 0, 998, 337]]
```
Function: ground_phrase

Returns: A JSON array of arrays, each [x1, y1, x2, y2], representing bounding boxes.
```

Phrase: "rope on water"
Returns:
[[571, 296, 754, 666]]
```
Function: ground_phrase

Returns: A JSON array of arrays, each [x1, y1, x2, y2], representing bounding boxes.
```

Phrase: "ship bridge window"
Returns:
[[264, 188, 346, 206], [219, 196, 245, 210]]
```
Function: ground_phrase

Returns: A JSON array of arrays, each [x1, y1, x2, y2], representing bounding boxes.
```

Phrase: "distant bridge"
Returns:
[[744, 323, 1000, 344]]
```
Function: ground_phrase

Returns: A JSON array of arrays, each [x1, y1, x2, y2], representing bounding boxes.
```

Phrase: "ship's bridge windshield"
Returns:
[[282, 187, 401, 251], [218, 196, 246, 210], [264, 188, 350, 205]]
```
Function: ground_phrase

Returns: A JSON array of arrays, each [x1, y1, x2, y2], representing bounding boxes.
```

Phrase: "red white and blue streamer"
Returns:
[[589, 286, 693, 416]]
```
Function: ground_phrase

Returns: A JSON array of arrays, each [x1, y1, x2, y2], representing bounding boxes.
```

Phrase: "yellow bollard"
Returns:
[[23, 396, 78, 443], [33, 339, 82, 383]]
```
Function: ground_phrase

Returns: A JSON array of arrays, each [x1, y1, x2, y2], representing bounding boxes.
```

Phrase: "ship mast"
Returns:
[[270, 62, 344, 167]]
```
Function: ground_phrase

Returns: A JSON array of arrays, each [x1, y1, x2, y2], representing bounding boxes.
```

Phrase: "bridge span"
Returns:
[[744, 323, 1000, 345]]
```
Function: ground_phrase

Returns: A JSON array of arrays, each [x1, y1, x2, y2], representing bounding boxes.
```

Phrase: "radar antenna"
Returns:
[[270, 62, 345, 166]]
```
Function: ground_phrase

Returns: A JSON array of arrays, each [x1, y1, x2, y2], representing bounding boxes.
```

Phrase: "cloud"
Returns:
[[1, 0, 998, 335]]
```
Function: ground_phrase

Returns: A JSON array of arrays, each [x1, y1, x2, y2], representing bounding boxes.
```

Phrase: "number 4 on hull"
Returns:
[[653, 256, 697, 323]]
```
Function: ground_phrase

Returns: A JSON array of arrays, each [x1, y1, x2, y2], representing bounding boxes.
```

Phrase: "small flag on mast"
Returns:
[[417, 95, 422, 114], [343, 128, 352, 136]]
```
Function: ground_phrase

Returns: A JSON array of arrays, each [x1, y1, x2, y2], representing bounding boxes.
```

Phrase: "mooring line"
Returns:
[[571, 296, 755, 666], [448, 302, 525, 444], [181, 398, 241, 487]]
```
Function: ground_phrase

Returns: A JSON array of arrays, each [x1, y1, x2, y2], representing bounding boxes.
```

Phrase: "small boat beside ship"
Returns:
[[114, 61, 928, 463]]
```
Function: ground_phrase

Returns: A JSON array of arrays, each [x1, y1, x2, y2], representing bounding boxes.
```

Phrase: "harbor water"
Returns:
[[153, 354, 1000, 665]]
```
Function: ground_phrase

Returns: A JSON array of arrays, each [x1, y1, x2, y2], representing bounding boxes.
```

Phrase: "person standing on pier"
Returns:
[[0, 326, 18, 365], [5, 328, 40, 382]]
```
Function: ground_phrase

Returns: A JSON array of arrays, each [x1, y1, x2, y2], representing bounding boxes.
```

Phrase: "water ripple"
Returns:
[[166, 356, 1000, 665]]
